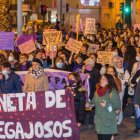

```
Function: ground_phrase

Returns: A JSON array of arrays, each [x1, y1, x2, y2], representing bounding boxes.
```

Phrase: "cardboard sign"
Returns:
[[88, 43, 100, 53], [0, 90, 80, 140], [18, 39, 36, 54], [0, 32, 14, 50], [65, 38, 82, 54], [17, 34, 37, 46], [43, 31, 62, 45], [97, 51, 113, 65], [85, 18, 96, 34]]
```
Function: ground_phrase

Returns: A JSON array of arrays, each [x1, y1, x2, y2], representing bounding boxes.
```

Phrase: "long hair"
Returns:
[[106, 66, 118, 77], [102, 74, 117, 92], [68, 72, 81, 86]]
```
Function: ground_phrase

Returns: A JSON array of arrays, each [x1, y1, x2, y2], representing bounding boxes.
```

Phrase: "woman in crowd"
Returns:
[[91, 74, 121, 140], [131, 69, 140, 133], [114, 57, 126, 125], [24, 58, 48, 92], [66, 72, 86, 127], [106, 66, 122, 93]]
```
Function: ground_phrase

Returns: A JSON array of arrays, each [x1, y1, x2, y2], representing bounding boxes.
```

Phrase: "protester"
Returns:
[[114, 57, 126, 125], [16, 54, 31, 71], [24, 58, 48, 92], [0, 61, 23, 93], [66, 72, 86, 127], [131, 70, 140, 133], [91, 74, 121, 140]]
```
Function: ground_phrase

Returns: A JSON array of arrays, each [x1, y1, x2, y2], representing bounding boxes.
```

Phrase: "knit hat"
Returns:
[[32, 58, 42, 66], [85, 58, 95, 66]]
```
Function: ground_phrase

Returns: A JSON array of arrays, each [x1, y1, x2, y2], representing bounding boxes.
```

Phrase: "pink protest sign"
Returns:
[[18, 39, 36, 54], [65, 38, 82, 54]]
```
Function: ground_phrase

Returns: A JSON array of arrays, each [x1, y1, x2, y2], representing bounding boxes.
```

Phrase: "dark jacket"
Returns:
[[67, 85, 86, 124], [84, 67, 101, 100], [131, 70, 140, 105], [0, 72, 23, 93], [16, 61, 31, 71]]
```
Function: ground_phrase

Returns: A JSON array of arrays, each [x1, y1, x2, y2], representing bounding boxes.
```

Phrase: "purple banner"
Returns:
[[17, 34, 37, 46], [17, 69, 89, 98], [0, 32, 14, 50], [0, 90, 80, 140]]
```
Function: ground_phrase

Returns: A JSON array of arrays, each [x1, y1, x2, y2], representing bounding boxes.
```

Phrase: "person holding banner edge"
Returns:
[[24, 58, 48, 92], [66, 72, 86, 128]]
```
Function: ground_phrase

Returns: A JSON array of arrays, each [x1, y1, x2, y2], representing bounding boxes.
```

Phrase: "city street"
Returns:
[[80, 104, 140, 140]]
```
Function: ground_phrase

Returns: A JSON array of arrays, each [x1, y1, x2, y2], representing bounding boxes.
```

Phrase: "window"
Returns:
[[81, 0, 100, 6]]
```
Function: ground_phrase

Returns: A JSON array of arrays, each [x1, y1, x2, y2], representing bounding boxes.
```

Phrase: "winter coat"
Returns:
[[91, 88, 121, 134], [131, 70, 140, 105], [66, 85, 86, 124], [24, 72, 48, 92], [0, 72, 22, 93]]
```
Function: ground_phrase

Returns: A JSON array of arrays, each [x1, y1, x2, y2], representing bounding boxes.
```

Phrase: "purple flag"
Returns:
[[0, 32, 14, 50]]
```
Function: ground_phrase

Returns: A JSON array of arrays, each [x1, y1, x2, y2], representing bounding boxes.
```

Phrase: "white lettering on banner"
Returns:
[[15, 122, 24, 139], [53, 121, 63, 138], [16, 93, 25, 111], [7, 94, 16, 112], [56, 90, 66, 108], [0, 121, 5, 139], [0, 121, 72, 139], [5, 122, 15, 139], [45, 90, 66, 108], [35, 122, 44, 138], [0, 91, 67, 112], [44, 121, 53, 138], [24, 122, 34, 139], [0, 95, 7, 112], [26, 92, 36, 110]]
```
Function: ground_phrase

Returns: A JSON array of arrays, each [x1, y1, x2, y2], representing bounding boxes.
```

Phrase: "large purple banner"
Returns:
[[0, 90, 80, 140], [17, 69, 89, 94], [0, 32, 14, 50]]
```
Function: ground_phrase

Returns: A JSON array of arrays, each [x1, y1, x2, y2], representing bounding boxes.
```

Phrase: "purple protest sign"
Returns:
[[17, 34, 37, 46], [0, 90, 80, 139], [0, 32, 14, 50]]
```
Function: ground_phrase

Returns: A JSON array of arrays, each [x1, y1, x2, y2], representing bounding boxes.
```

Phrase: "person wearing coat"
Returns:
[[0, 61, 23, 93], [24, 58, 48, 92], [131, 69, 140, 133], [66, 72, 86, 127], [91, 74, 121, 140]]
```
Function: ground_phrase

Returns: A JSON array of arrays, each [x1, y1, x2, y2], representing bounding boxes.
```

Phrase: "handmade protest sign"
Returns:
[[43, 30, 62, 45], [85, 18, 96, 34], [17, 34, 37, 46], [88, 43, 100, 53], [65, 38, 82, 54], [18, 39, 36, 54], [97, 51, 113, 65], [0, 90, 80, 140], [0, 32, 14, 50]]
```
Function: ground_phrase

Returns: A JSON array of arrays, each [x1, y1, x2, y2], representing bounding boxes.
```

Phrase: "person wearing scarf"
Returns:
[[91, 74, 121, 140], [24, 58, 48, 92]]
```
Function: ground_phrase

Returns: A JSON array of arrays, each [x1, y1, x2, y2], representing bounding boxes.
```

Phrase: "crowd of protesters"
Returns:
[[1, 20, 140, 140]]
